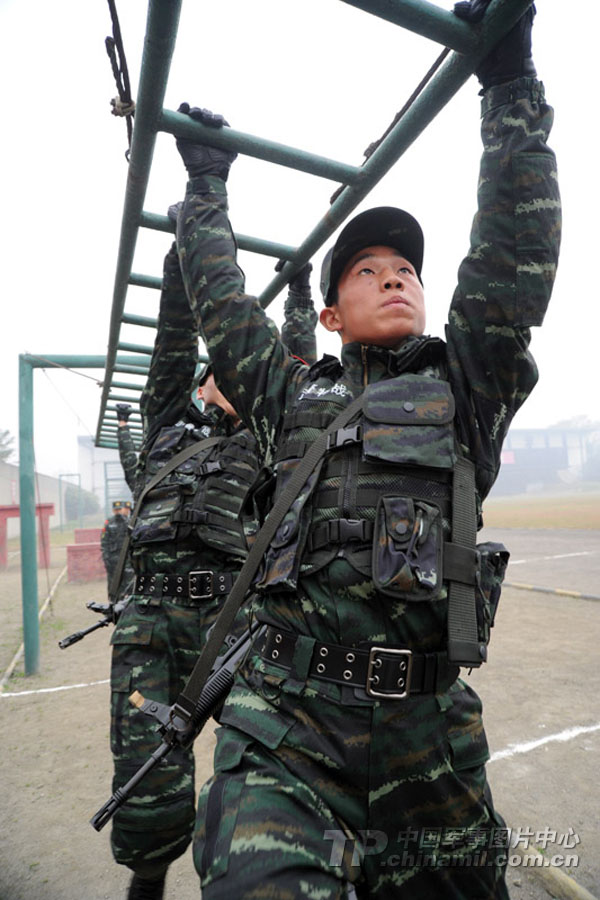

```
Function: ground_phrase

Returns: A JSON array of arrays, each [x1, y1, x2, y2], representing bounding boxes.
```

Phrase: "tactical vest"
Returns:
[[131, 420, 259, 561], [257, 360, 507, 657]]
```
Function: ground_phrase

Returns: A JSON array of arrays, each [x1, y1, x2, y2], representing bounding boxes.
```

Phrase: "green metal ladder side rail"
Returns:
[[17, 353, 148, 676], [96, 0, 184, 449], [95, 0, 532, 440]]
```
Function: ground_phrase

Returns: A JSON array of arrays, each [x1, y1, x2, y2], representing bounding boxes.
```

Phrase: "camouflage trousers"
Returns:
[[194, 656, 509, 899], [109, 592, 223, 878]]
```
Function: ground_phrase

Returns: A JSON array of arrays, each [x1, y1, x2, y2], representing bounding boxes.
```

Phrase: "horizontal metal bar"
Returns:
[[122, 313, 158, 328], [140, 211, 299, 261], [114, 364, 151, 376], [111, 381, 145, 391], [338, 0, 478, 53], [258, 0, 534, 307], [108, 393, 142, 402], [159, 109, 366, 185], [129, 273, 163, 290], [20, 354, 150, 370], [117, 342, 154, 356]]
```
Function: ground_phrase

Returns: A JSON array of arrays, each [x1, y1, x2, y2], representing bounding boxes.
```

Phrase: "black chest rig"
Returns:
[[131, 420, 259, 561], [257, 360, 508, 666]]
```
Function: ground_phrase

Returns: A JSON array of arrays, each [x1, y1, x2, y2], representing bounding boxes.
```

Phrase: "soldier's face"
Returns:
[[197, 374, 239, 420], [320, 245, 425, 348]]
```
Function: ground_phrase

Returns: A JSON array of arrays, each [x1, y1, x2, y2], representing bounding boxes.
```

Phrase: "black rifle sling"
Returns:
[[176, 394, 366, 719], [108, 437, 222, 600]]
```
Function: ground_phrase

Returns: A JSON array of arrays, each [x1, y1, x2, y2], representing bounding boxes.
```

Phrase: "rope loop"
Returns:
[[110, 96, 136, 117]]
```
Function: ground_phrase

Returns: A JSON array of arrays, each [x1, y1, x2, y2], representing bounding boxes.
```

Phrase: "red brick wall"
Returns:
[[74, 527, 103, 544], [66, 542, 106, 582]]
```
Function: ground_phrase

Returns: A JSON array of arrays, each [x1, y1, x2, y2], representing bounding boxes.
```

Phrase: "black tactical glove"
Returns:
[[275, 260, 313, 293], [453, 0, 536, 90], [176, 103, 238, 181], [167, 201, 183, 227], [115, 403, 131, 423]]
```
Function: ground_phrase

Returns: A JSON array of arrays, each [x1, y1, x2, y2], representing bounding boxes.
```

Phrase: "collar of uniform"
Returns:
[[340, 335, 445, 386]]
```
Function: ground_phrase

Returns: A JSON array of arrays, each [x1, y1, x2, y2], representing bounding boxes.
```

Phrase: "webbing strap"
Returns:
[[108, 436, 221, 599], [447, 456, 482, 666], [175, 394, 365, 718]]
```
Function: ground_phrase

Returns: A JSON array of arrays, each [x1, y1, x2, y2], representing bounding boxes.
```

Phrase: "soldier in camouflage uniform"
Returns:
[[101, 500, 134, 600], [174, 4, 561, 898], [108, 226, 317, 899]]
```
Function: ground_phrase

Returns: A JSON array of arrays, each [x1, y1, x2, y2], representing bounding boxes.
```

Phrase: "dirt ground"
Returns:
[[1, 524, 599, 900]]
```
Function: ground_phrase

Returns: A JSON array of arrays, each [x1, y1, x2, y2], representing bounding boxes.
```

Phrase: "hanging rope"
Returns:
[[105, 0, 135, 160], [330, 46, 451, 205], [40, 369, 96, 439]]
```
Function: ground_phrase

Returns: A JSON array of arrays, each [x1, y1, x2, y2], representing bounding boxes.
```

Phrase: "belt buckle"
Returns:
[[188, 570, 213, 599], [366, 646, 413, 699]]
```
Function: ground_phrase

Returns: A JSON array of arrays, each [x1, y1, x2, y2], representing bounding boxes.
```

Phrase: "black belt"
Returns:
[[258, 625, 458, 699], [134, 570, 237, 600]]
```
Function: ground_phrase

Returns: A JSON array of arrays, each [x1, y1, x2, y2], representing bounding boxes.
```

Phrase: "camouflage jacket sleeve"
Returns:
[[281, 281, 318, 367], [140, 241, 198, 445], [116, 425, 138, 492], [446, 77, 561, 500], [177, 182, 306, 466], [100, 521, 110, 568]]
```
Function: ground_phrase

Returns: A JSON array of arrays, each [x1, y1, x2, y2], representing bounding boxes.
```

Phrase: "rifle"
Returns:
[[90, 618, 264, 831], [58, 597, 130, 649]]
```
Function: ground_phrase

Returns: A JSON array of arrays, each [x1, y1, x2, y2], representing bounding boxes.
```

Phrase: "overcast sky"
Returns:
[[1, 0, 598, 479]]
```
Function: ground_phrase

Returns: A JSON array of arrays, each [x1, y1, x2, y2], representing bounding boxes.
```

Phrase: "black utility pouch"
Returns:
[[372, 495, 444, 600], [476, 541, 509, 644]]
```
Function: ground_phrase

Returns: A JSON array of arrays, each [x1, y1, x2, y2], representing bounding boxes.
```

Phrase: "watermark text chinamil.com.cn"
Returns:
[[323, 826, 580, 869]]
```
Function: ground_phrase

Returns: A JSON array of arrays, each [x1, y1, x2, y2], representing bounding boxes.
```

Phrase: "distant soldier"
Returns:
[[107, 218, 317, 900], [100, 500, 134, 601]]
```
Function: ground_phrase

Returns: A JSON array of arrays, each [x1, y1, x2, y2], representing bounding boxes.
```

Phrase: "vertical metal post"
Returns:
[[59, 474, 64, 532], [18, 355, 39, 675]]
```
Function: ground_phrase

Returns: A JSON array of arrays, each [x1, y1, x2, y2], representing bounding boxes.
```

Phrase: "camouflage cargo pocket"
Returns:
[[476, 542, 509, 646], [372, 495, 444, 600]]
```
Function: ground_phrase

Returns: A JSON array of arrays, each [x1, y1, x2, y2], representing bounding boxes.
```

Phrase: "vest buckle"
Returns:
[[327, 423, 362, 450]]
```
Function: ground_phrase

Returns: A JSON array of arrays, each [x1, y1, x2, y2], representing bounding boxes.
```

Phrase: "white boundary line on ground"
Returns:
[[510, 550, 598, 565], [0, 678, 109, 698], [489, 722, 600, 763]]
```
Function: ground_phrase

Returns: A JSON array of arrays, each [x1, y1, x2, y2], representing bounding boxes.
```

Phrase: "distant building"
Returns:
[[77, 436, 132, 516], [492, 426, 598, 495]]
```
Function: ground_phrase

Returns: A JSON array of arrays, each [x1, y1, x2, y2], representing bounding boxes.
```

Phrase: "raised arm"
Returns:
[[139, 238, 199, 449], [116, 423, 138, 493], [175, 106, 306, 465], [447, 3, 561, 499], [280, 263, 318, 367]]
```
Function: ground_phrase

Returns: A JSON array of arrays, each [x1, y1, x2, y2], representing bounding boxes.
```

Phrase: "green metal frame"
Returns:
[[18, 354, 147, 675], [95, 0, 534, 448], [18, 0, 533, 677]]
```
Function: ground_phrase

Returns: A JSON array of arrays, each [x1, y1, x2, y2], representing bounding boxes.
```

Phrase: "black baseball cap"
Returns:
[[320, 206, 424, 305]]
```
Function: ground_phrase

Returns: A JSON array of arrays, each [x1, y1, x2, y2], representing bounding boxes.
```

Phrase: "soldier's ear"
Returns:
[[320, 305, 343, 335]]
